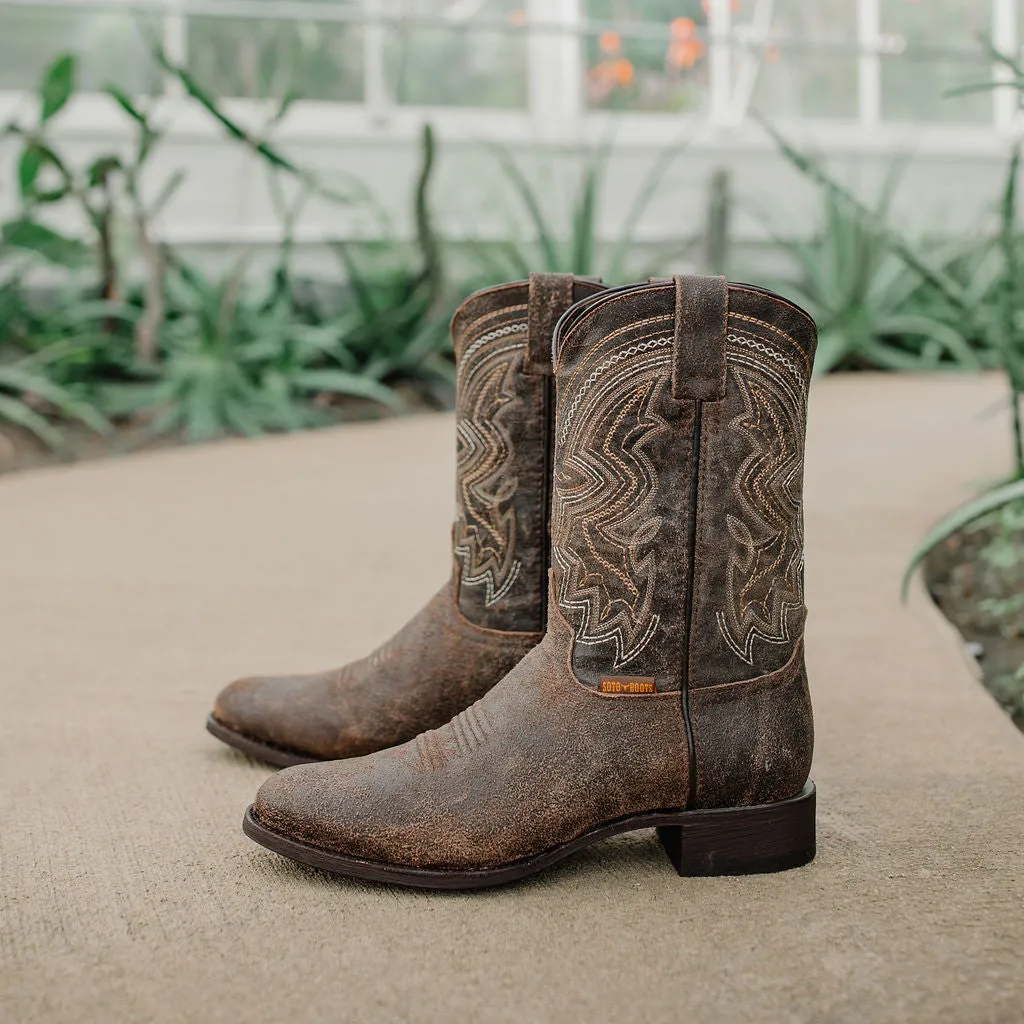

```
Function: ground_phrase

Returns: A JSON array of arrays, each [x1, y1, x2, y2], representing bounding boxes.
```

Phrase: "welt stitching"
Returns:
[[728, 311, 811, 375], [729, 285, 816, 331], [462, 303, 530, 347], [555, 289, 675, 369]]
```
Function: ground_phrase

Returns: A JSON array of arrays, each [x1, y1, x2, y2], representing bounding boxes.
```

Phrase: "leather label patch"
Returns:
[[599, 676, 657, 694]]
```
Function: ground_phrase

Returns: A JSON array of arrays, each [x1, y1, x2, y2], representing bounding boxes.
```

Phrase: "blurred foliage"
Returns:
[[386, 0, 527, 109], [179, 1, 526, 110], [5, 29, 1024, 464], [927, 500, 1024, 730], [474, 136, 695, 284], [0, 51, 453, 451], [757, 111, 1024, 594], [186, 11, 364, 103], [760, 167, 990, 376]]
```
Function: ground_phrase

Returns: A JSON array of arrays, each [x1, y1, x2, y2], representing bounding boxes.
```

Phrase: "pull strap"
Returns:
[[526, 272, 576, 375], [672, 274, 728, 401]]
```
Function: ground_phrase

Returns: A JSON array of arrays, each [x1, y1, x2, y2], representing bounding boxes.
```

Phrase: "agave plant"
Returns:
[[473, 136, 695, 284], [760, 171, 985, 376], [99, 259, 404, 443], [0, 289, 112, 448], [752, 114, 1024, 593]]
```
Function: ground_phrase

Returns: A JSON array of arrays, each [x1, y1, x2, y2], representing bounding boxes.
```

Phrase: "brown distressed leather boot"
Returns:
[[207, 274, 606, 766], [243, 276, 818, 887]]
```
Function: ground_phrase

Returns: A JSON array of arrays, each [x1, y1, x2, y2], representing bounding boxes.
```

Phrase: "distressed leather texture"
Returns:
[[689, 637, 814, 809], [552, 283, 694, 692], [450, 277, 605, 631], [212, 275, 604, 761], [688, 285, 816, 688], [214, 581, 539, 760], [249, 278, 818, 871], [254, 596, 690, 869], [552, 279, 816, 808]]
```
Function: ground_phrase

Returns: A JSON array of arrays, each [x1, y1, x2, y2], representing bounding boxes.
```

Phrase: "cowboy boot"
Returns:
[[243, 275, 818, 887], [207, 273, 606, 766]]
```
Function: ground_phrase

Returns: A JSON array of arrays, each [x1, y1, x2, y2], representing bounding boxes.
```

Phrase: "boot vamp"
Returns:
[[212, 579, 540, 760], [252, 621, 690, 870]]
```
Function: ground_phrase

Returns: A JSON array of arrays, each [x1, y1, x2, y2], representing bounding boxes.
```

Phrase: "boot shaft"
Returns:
[[449, 274, 605, 633], [550, 277, 816, 693]]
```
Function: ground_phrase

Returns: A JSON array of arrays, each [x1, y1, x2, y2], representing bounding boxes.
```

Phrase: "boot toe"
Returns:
[[252, 762, 344, 841], [212, 675, 275, 740], [211, 673, 331, 759], [251, 755, 417, 862]]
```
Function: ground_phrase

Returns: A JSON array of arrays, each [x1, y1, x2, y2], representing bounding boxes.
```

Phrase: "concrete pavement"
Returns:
[[2, 374, 1022, 1024]]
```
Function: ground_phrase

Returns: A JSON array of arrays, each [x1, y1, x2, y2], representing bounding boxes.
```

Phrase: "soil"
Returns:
[[926, 521, 1024, 733], [0, 386, 445, 477]]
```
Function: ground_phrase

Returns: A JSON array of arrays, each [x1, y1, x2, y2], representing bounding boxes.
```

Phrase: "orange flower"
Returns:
[[668, 38, 705, 68], [613, 58, 635, 85], [507, 8, 527, 27], [599, 30, 622, 55], [671, 16, 696, 40]]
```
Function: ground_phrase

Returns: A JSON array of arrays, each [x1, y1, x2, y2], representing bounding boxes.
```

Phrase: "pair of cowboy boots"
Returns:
[[208, 272, 818, 889]]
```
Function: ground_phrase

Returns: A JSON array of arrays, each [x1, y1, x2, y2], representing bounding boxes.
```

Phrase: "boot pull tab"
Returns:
[[526, 272, 576, 375], [671, 274, 728, 402]]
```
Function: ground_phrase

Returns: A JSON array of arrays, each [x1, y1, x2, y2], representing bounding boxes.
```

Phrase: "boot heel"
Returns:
[[656, 781, 816, 877]]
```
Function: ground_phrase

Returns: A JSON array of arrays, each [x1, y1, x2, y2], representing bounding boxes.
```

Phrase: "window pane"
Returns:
[[881, 0, 991, 123], [737, 0, 858, 120], [0, 6, 159, 94], [583, 0, 709, 113], [384, 1, 527, 108], [187, 1, 363, 102]]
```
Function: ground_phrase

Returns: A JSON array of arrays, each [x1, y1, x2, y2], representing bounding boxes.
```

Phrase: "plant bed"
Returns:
[[0, 385, 442, 477], [925, 506, 1024, 733]]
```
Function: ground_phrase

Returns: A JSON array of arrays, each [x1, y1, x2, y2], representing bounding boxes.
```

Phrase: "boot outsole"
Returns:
[[206, 714, 321, 768], [242, 781, 815, 889]]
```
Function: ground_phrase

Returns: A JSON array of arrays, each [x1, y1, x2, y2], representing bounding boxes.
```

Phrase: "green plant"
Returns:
[[0, 46, 449, 454], [989, 663, 1024, 727], [0, 355, 109, 449], [92, 121, 449, 441], [759, 169, 984, 375], [2, 53, 186, 352], [473, 136, 693, 284], [0, 274, 111, 446], [750, 113, 1024, 592], [100, 260, 402, 442]]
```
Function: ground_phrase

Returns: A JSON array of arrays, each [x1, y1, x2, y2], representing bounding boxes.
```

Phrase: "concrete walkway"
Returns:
[[2, 374, 1022, 1024]]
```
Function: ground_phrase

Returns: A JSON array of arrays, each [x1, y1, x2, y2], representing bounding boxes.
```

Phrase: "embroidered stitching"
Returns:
[[453, 318, 527, 608], [552, 336, 672, 670], [715, 340, 806, 665], [728, 333, 804, 383], [559, 336, 673, 445], [458, 323, 527, 383], [395, 702, 493, 772]]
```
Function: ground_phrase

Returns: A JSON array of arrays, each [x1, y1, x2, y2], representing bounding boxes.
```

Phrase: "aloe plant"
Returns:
[[758, 165, 984, 375], [0, 48, 455, 452], [476, 136, 694, 284], [755, 105, 1024, 594]]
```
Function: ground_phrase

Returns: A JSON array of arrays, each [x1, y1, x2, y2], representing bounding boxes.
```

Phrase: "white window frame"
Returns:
[[0, 0, 1018, 146], [0, 0, 1019, 248]]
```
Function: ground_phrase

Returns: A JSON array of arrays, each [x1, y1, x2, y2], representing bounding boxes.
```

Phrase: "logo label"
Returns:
[[599, 676, 657, 694]]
